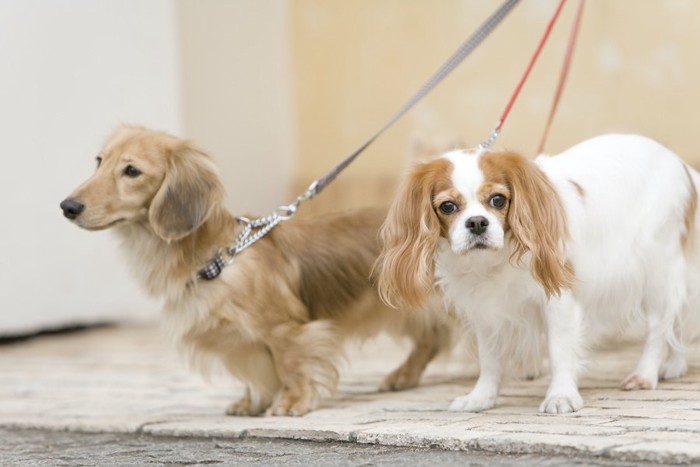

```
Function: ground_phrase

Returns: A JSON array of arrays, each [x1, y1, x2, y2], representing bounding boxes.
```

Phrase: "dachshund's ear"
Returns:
[[149, 143, 224, 241], [376, 159, 448, 309], [485, 152, 575, 296]]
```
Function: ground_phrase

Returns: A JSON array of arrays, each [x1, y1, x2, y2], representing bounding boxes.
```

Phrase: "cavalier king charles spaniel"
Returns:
[[378, 134, 700, 414]]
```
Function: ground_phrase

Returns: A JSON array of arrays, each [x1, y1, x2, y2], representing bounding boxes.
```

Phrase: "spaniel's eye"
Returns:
[[439, 201, 458, 214], [96, 156, 102, 168], [489, 194, 506, 209], [123, 165, 141, 178]]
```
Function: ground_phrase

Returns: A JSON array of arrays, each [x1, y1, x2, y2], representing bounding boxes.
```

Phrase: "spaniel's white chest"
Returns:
[[435, 242, 546, 327]]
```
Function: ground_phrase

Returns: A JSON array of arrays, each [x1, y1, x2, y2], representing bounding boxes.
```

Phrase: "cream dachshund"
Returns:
[[60, 125, 453, 416]]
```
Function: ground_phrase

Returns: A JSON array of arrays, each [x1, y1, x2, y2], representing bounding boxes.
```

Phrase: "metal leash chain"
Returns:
[[197, 0, 522, 281], [232, 215, 280, 255], [232, 186, 316, 254], [196, 199, 309, 280]]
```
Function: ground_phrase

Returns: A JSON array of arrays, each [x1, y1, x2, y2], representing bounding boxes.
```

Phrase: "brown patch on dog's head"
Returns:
[[376, 158, 453, 309], [479, 152, 575, 297]]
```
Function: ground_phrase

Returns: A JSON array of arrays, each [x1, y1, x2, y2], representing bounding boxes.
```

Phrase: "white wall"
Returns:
[[0, 0, 296, 336], [0, 0, 182, 335]]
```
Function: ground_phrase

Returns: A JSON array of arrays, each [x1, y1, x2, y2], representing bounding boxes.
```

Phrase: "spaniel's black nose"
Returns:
[[60, 199, 85, 219], [466, 216, 489, 235]]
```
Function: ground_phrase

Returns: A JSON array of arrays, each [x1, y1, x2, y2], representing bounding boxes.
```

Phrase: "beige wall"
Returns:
[[177, 0, 295, 215], [6, 1, 698, 334], [171, 0, 700, 215], [289, 0, 700, 214]]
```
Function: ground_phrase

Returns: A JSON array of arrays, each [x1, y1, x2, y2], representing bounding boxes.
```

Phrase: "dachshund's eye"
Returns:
[[439, 201, 458, 214], [489, 194, 506, 209], [124, 165, 141, 178], [96, 157, 102, 168]]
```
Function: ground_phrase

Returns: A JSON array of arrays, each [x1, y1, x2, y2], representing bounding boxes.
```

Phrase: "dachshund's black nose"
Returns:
[[466, 216, 489, 235], [60, 199, 85, 219]]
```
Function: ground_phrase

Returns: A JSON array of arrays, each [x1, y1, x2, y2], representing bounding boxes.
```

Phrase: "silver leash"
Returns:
[[198, 0, 521, 279]]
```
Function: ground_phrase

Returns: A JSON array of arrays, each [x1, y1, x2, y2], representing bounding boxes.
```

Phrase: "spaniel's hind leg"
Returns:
[[623, 259, 686, 390], [621, 313, 667, 390], [659, 344, 688, 381]]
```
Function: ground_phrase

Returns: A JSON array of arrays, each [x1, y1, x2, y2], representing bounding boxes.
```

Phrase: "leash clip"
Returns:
[[275, 203, 297, 221], [478, 127, 501, 151]]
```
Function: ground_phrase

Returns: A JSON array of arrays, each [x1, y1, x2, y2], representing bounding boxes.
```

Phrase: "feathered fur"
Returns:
[[378, 134, 700, 414], [61, 125, 454, 416]]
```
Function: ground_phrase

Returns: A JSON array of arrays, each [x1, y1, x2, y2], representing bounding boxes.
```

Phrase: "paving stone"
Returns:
[[1, 325, 699, 463], [601, 417, 700, 433], [354, 424, 506, 450], [473, 422, 628, 436], [610, 441, 700, 464], [472, 432, 642, 456]]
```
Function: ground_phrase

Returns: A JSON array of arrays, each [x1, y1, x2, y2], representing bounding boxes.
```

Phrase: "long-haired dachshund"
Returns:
[[60, 125, 453, 416]]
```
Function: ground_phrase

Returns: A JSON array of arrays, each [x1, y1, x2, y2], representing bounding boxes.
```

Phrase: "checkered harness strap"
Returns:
[[196, 211, 286, 281]]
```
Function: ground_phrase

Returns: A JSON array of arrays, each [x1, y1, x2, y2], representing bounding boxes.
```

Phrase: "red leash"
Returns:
[[538, 0, 586, 154], [481, 0, 578, 150]]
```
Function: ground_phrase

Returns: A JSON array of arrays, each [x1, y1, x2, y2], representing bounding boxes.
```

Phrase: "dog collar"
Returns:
[[197, 252, 228, 281], [194, 214, 283, 282]]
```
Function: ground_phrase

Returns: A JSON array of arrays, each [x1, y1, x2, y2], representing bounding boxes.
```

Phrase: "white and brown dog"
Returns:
[[60, 125, 453, 416], [378, 134, 700, 414]]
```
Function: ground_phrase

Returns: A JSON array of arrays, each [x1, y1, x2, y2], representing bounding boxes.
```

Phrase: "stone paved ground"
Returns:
[[0, 428, 646, 466], [1, 325, 699, 465]]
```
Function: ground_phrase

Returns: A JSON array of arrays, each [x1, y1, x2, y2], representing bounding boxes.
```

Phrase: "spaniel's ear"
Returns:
[[491, 152, 575, 296], [376, 160, 446, 309], [149, 142, 224, 241]]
